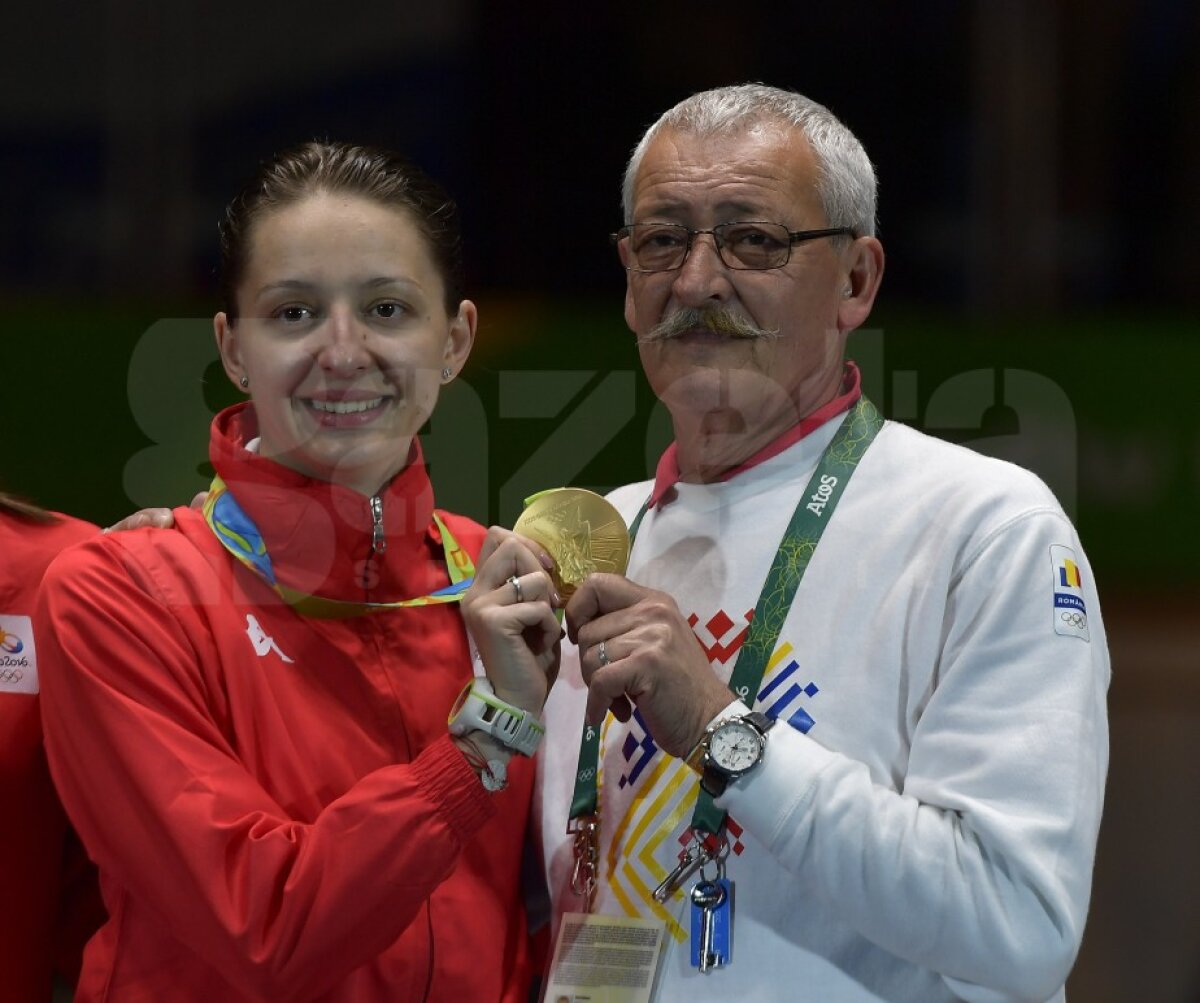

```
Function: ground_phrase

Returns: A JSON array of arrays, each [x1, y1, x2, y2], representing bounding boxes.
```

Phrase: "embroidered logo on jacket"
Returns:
[[244, 614, 294, 663], [0, 614, 38, 694], [756, 642, 820, 733], [1050, 545, 1090, 642], [686, 608, 755, 664]]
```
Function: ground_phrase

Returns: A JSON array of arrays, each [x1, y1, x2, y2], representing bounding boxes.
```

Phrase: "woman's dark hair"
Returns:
[[0, 491, 57, 523], [218, 141, 464, 320]]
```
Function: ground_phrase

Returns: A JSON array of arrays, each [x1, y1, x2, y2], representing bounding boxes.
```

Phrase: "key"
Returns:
[[653, 840, 712, 903], [689, 879, 729, 972]]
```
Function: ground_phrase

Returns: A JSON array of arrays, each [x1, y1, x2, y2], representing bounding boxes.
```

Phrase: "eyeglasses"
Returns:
[[612, 221, 856, 272]]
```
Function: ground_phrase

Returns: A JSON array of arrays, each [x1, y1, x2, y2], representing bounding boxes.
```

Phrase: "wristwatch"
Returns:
[[686, 711, 775, 797], [447, 678, 544, 757]]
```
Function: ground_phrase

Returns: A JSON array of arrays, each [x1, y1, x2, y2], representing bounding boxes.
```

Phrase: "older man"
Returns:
[[535, 84, 1109, 1002]]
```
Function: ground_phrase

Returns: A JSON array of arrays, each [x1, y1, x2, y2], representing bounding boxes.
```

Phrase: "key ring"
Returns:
[[695, 831, 729, 885], [568, 814, 600, 912]]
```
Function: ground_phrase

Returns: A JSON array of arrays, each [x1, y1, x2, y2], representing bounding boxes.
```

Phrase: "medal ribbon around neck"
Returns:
[[569, 396, 885, 838], [202, 474, 475, 619]]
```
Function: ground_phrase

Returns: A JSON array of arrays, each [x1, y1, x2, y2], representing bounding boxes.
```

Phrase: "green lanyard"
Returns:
[[202, 474, 476, 619], [568, 397, 884, 836]]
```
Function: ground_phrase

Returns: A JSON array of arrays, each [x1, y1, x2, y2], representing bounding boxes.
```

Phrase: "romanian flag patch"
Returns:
[[1050, 544, 1089, 642]]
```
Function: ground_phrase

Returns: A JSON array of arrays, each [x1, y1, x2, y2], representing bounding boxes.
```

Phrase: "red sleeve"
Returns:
[[37, 538, 497, 1001], [53, 829, 106, 987]]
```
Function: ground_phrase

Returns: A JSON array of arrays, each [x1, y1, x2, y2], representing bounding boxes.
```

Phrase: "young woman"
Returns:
[[36, 143, 560, 1002], [0, 493, 103, 999]]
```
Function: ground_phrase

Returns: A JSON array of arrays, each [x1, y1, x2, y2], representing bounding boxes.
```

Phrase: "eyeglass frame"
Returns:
[[611, 221, 857, 272]]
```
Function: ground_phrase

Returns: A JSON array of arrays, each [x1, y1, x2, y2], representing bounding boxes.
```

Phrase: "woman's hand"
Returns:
[[460, 527, 562, 715]]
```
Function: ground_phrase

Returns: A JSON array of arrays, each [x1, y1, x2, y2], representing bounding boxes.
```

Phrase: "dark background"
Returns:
[[3, 2, 1197, 998]]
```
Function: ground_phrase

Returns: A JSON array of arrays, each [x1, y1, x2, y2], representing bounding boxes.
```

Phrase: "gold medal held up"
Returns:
[[513, 488, 631, 598]]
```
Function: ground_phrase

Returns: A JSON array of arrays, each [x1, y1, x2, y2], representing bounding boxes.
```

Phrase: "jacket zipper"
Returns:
[[357, 494, 387, 598], [370, 495, 387, 554]]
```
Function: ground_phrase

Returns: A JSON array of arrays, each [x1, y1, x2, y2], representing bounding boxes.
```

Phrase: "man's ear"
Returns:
[[618, 241, 640, 335], [837, 236, 885, 335]]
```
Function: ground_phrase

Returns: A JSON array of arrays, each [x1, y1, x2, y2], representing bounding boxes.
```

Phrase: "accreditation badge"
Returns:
[[543, 912, 667, 1003], [0, 614, 38, 694]]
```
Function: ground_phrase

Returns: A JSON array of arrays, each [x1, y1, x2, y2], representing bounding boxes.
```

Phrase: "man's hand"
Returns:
[[103, 492, 206, 533], [566, 574, 735, 759], [104, 508, 176, 533], [460, 527, 562, 715]]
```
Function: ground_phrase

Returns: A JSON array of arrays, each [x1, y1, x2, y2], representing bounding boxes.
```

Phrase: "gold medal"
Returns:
[[513, 488, 631, 598]]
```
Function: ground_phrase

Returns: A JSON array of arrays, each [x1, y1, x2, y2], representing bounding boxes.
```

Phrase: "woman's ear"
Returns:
[[213, 312, 247, 389], [442, 300, 478, 378]]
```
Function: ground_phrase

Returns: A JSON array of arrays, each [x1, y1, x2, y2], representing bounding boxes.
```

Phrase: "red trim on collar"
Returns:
[[647, 361, 863, 509]]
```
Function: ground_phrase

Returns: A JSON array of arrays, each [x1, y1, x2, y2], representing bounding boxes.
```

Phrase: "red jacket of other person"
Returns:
[[1, 504, 104, 1000], [36, 405, 535, 1002]]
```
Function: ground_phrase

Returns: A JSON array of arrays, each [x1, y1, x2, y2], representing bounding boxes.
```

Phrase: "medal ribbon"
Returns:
[[202, 475, 475, 619], [568, 397, 885, 836]]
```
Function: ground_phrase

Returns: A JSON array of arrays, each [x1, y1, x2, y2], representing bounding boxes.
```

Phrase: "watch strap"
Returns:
[[448, 678, 544, 756], [699, 765, 731, 798]]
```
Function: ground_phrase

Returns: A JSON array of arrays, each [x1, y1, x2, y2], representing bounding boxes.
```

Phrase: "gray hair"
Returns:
[[621, 83, 877, 238]]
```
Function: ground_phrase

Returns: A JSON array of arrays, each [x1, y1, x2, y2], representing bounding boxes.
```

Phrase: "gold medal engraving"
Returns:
[[513, 488, 631, 597]]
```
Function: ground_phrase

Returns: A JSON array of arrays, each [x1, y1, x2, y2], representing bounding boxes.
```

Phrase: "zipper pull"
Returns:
[[370, 495, 387, 554]]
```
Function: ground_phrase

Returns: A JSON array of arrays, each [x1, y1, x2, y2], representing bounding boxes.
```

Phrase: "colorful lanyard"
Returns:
[[568, 397, 884, 839], [202, 475, 476, 619]]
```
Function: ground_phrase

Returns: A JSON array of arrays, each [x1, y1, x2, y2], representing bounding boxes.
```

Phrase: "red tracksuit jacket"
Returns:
[[36, 405, 535, 1002], [1, 506, 104, 1001]]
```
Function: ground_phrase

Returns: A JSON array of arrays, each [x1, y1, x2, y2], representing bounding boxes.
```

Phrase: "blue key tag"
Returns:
[[689, 877, 732, 970]]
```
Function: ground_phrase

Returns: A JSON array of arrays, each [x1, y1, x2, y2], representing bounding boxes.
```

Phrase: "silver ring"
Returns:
[[598, 640, 610, 667], [507, 575, 524, 603]]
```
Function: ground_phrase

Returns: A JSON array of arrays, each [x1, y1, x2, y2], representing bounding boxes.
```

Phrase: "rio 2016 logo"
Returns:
[[0, 629, 25, 654], [0, 629, 29, 669]]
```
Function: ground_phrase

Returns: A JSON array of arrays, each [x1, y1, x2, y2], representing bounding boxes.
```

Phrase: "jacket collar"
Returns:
[[647, 361, 863, 509], [209, 404, 444, 603]]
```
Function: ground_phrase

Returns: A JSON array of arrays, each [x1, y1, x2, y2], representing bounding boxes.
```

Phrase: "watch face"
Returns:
[[710, 720, 763, 773]]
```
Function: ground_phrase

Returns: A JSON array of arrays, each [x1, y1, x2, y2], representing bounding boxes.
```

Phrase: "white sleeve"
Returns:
[[720, 508, 1110, 1002]]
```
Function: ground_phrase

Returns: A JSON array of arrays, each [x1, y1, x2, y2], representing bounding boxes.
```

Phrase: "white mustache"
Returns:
[[638, 307, 781, 345]]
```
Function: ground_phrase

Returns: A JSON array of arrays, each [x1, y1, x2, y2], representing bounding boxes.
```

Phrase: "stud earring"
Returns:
[[843, 286, 853, 298], [239, 375, 249, 389], [441, 368, 454, 381]]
